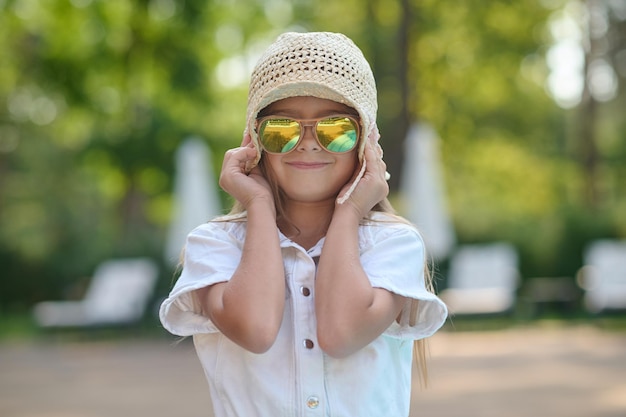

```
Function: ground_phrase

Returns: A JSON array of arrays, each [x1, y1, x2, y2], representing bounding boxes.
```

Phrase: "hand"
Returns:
[[337, 136, 389, 218], [219, 134, 273, 209]]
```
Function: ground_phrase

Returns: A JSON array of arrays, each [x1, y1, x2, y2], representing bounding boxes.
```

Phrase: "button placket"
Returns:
[[289, 249, 324, 415]]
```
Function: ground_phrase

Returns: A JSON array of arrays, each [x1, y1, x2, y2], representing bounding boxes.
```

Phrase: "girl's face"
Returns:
[[260, 96, 360, 205]]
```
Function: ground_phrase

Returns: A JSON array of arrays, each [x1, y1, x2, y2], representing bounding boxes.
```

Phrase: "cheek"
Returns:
[[344, 153, 360, 176], [333, 154, 359, 186], [264, 154, 281, 173]]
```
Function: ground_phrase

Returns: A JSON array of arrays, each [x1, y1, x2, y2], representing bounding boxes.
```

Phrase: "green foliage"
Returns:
[[0, 0, 624, 313], [409, 0, 624, 279], [0, 0, 229, 310]]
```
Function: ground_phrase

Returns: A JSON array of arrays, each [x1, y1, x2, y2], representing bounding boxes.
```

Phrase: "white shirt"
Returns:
[[160, 212, 448, 417]]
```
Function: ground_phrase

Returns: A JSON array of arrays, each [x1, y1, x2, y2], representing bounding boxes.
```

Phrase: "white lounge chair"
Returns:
[[579, 239, 626, 313], [439, 243, 520, 315], [33, 258, 159, 328]]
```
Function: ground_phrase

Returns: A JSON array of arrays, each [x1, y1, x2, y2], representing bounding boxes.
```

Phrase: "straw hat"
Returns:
[[245, 31, 379, 168]]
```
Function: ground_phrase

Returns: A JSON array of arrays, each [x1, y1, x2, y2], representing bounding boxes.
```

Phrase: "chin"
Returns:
[[284, 189, 340, 204]]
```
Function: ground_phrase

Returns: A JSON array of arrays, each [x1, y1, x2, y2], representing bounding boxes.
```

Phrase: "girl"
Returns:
[[160, 31, 448, 417]]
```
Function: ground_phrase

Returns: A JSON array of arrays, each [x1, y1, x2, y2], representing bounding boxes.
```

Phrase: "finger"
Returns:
[[363, 139, 382, 167], [224, 146, 257, 170], [375, 143, 383, 158], [363, 140, 389, 181], [367, 123, 381, 145]]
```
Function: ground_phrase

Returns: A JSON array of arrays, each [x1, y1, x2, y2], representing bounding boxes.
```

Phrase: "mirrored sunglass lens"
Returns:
[[259, 119, 301, 153], [316, 117, 358, 153]]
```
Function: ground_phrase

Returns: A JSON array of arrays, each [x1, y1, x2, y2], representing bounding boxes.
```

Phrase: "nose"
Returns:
[[297, 124, 320, 151]]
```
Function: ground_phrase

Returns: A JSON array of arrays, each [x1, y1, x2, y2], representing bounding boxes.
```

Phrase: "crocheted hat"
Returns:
[[245, 31, 379, 172]]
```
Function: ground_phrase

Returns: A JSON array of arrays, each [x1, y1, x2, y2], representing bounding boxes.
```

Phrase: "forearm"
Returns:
[[315, 208, 403, 357], [198, 198, 285, 353]]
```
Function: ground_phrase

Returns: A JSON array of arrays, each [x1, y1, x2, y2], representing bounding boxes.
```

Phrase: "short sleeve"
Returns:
[[159, 222, 244, 336], [360, 224, 448, 340]]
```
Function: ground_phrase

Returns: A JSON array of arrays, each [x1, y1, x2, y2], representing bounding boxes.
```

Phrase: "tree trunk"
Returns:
[[579, 0, 601, 209]]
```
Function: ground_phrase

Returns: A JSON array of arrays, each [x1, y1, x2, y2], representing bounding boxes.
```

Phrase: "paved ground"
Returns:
[[1, 324, 625, 417]]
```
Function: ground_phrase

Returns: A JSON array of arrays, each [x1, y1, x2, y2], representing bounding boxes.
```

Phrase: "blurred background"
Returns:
[[0, 0, 625, 416]]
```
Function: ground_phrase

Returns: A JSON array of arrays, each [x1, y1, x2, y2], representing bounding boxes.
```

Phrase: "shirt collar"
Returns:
[[278, 230, 325, 257]]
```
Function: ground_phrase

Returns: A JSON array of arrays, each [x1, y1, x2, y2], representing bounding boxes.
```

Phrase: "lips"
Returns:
[[287, 161, 330, 169]]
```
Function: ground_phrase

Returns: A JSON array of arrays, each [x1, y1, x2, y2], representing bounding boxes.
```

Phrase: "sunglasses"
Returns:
[[256, 115, 360, 154]]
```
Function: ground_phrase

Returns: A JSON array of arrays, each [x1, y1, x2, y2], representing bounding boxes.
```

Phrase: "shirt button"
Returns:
[[303, 339, 314, 349], [306, 396, 319, 409], [300, 286, 311, 296]]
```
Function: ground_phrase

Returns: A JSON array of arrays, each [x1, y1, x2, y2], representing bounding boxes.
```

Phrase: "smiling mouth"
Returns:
[[287, 161, 330, 169]]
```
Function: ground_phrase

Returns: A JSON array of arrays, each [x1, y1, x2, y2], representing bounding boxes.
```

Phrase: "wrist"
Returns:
[[245, 195, 277, 219], [331, 203, 363, 228]]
